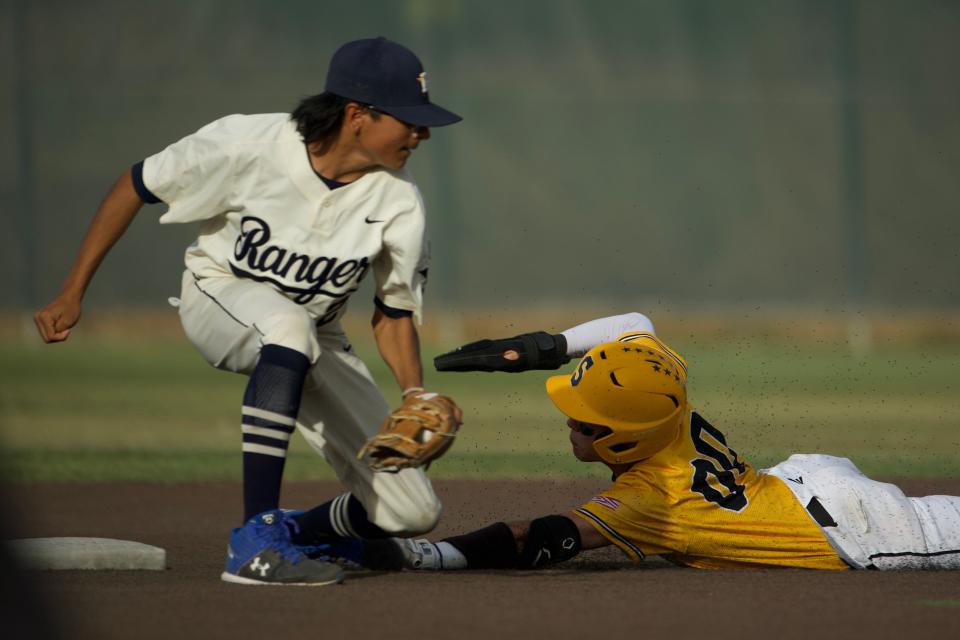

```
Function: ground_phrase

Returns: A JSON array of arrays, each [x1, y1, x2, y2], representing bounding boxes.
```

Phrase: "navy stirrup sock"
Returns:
[[291, 493, 390, 543], [241, 344, 310, 522]]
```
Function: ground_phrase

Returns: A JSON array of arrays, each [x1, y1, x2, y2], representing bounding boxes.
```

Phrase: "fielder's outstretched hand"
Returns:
[[34, 295, 82, 343], [434, 331, 570, 373]]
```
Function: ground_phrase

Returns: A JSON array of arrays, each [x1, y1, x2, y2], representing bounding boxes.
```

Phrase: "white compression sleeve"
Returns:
[[560, 312, 656, 357]]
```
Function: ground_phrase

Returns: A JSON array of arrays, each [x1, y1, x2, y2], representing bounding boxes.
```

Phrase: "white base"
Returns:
[[5, 537, 167, 571]]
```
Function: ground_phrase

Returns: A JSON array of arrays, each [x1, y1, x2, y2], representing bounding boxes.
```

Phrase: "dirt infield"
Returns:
[[4, 479, 960, 640]]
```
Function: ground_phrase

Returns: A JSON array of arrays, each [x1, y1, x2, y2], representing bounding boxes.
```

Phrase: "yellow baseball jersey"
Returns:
[[575, 407, 848, 570]]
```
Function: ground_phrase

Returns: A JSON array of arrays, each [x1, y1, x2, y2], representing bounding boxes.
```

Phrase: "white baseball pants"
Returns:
[[767, 454, 960, 570], [175, 270, 441, 535]]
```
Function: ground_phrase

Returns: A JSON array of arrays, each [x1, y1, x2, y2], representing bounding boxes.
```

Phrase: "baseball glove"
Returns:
[[434, 331, 570, 373], [358, 392, 461, 472]]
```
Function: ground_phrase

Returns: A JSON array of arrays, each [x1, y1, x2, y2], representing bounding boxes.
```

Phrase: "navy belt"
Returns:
[[806, 497, 838, 528]]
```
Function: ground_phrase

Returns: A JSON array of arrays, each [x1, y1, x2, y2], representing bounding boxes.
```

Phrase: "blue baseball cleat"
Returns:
[[296, 537, 365, 569], [281, 509, 365, 569], [221, 510, 344, 586]]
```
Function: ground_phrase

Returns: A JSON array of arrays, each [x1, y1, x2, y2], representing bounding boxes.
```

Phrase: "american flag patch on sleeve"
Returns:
[[590, 495, 621, 510]]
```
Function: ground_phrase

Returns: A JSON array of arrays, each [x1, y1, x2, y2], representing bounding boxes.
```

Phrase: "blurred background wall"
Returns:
[[3, 0, 958, 321]]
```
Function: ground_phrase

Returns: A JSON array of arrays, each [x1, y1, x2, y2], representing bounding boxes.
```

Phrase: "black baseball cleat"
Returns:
[[359, 538, 419, 571]]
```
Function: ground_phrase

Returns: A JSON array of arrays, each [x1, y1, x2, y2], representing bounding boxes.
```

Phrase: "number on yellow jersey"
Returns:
[[689, 413, 749, 512]]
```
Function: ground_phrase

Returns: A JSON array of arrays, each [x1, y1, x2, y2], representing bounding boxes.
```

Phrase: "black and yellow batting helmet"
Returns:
[[546, 334, 688, 464]]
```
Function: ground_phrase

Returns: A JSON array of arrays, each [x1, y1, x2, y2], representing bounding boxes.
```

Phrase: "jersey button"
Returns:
[[323, 201, 333, 208]]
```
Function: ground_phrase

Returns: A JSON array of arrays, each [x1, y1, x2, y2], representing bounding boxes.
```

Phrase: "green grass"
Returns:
[[1, 336, 958, 482], [919, 599, 960, 608], [0, 450, 609, 483]]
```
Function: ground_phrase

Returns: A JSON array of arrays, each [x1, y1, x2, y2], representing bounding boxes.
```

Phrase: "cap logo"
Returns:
[[416, 72, 428, 94], [570, 355, 594, 387]]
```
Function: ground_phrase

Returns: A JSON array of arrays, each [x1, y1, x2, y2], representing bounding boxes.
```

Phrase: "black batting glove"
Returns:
[[434, 331, 570, 373]]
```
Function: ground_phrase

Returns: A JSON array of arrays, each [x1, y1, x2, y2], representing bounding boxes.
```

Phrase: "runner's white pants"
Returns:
[[176, 270, 441, 535], [767, 454, 960, 569]]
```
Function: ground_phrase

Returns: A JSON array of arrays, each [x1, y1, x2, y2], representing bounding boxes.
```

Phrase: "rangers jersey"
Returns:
[[134, 113, 430, 326], [575, 406, 848, 570]]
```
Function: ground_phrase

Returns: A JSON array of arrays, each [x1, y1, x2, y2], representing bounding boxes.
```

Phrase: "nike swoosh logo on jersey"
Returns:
[[365, 216, 384, 223]]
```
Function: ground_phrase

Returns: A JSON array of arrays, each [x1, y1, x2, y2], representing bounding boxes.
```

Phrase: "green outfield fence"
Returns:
[[3, 0, 958, 313]]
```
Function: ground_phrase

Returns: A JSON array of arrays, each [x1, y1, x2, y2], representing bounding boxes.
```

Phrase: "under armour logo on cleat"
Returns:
[[250, 556, 271, 577]]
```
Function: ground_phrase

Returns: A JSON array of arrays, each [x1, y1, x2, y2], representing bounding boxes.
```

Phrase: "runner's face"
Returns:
[[567, 419, 606, 462], [359, 108, 430, 169]]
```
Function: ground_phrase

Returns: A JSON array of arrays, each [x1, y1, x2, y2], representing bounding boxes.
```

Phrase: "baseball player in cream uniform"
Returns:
[[35, 37, 462, 586]]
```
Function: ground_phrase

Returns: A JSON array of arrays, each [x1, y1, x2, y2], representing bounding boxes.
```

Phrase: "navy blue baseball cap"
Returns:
[[325, 37, 462, 128]]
